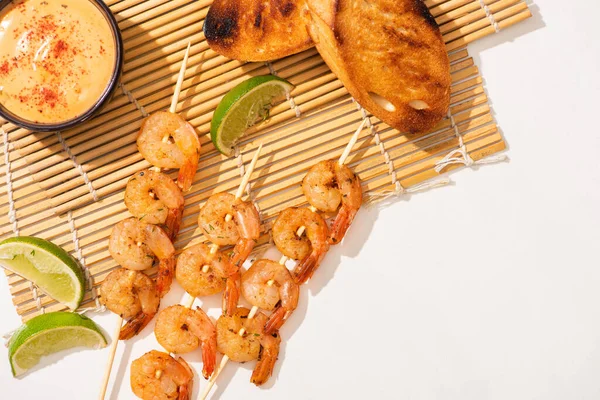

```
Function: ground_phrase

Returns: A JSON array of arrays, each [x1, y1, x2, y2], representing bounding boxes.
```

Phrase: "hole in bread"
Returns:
[[409, 100, 430, 110], [368, 92, 396, 112]]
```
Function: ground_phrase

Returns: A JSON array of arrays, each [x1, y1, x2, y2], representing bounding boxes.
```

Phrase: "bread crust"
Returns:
[[204, 0, 451, 133], [307, 0, 451, 133], [204, 0, 313, 62]]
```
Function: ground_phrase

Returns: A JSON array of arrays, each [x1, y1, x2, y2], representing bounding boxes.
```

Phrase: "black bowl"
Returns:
[[0, 0, 124, 132]]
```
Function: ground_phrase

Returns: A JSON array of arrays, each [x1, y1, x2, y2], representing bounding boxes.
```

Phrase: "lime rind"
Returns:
[[0, 237, 85, 310], [211, 75, 294, 156], [8, 312, 107, 377]]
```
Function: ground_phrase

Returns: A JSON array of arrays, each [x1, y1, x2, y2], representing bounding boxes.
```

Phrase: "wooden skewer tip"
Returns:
[[338, 119, 367, 166], [234, 144, 263, 200], [98, 316, 123, 400], [169, 41, 192, 114]]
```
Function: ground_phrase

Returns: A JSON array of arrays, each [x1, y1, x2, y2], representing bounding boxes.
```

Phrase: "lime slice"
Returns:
[[8, 311, 107, 377], [0, 237, 85, 310], [211, 75, 294, 156]]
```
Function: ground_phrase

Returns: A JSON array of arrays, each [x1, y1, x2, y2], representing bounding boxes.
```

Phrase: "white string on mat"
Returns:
[[356, 101, 390, 166], [4, 127, 46, 314], [3, 328, 17, 346], [478, 0, 500, 33], [56, 131, 98, 201], [119, 82, 149, 118], [355, 100, 433, 204], [29, 281, 45, 314], [67, 211, 105, 313], [366, 178, 451, 206], [435, 110, 508, 173], [265, 61, 301, 118], [2, 126, 19, 236]]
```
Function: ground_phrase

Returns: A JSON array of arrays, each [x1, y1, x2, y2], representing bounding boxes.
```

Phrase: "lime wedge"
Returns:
[[0, 237, 85, 310], [8, 311, 106, 377], [211, 75, 294, 156]]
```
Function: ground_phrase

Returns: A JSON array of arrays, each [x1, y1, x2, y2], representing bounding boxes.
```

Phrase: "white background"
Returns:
[[2, 1, 600, 399]]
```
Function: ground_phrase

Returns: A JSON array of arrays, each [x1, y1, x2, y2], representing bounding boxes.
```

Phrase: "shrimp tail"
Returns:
[[177, 356, 194, 400], [293, 251, 320, 285], [201, 335, 217, 379], [329, 206, 358, 245], [177, 158, 198, 192], [222, 271, 241, 316], [119, 312, 155, 340], [230, 238, 256, 269], [164, 205, 184, 241], [178, 383, 191, 400], [251, 334, 281, 386], [264, 306, 292, 335], [156, 257, 176, 298]]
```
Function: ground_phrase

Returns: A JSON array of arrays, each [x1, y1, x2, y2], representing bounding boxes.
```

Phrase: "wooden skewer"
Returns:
[[98, 44, 192, 400], [200, 119, 366, 400], [200, 143, 263, 274], [338, 119, 366, 166], [183, 143, 263, 308], [97, 316, 123, 400], [169, 42, 191, 115], [199, 251, 290, 400]]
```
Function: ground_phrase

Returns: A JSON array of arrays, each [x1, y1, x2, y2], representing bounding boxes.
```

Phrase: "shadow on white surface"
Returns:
[[303, 204, 378, 297], [473, 3, 545, 54], [110, 339, 133, 400]]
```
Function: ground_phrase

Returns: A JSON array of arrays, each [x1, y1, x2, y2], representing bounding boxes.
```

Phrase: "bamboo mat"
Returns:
[[0, 0, 532, 321]]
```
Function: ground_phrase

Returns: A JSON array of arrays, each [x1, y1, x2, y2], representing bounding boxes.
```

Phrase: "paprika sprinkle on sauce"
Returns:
[[0, 0, 117, 124]]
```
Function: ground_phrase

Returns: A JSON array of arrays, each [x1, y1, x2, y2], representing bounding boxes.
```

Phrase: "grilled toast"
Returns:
[[204, 0, 313, 62], [307, 0, 451, 133]]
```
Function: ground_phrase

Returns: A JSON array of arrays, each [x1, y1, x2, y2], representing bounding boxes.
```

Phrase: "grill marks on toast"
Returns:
[[204, 0, 313, 62], [308, 0, 451, 133], [204, 0, 451, 133]]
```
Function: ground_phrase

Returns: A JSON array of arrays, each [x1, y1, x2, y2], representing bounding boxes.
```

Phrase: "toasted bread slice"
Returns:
[[204, 0, 313, 62], [307, 0, 451, 133]]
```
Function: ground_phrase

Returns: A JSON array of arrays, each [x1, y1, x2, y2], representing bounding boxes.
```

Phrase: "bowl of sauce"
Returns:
[[0, 0, 123, 131]]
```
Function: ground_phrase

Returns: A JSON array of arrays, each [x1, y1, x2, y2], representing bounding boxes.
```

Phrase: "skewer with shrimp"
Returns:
[[171, 129, 263, 317], [199, 120, 366, 398], [151, 145, 263, 383], [98, 45, 196, 400], [176, 183, 262, 317], [199, 242, 306, 396], [283, 119, 366, 284], [137, 43, 200, 193], [118, 148, 263, 400], [100, 44, 193, 337]]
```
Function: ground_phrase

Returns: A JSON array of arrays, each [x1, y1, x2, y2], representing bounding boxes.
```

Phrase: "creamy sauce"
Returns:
[[0, 0, 116, 124]]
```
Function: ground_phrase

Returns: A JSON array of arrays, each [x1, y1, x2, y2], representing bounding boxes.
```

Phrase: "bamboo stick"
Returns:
[[120, 0, 208, 34], [111, 0, 169, 19], [446, 10, 532, 51], [97, 317, 123, 400], [430, 0, 477, 18], [443, 2, 529, 43], [439, 0, 522, 34]]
